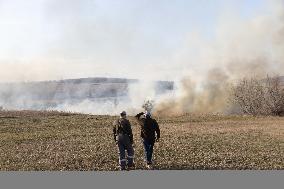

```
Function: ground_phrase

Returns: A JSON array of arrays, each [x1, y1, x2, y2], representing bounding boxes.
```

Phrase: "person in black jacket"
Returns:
[[135, 111, 160, 169], [113, 111, 134, 170]]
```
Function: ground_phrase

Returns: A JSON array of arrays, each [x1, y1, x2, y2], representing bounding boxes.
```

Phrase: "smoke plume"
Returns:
[[0, 0, 284, 115], [155, 0, 284, 115]]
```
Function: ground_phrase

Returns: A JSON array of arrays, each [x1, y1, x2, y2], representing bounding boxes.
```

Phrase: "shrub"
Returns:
[[231, 76, 284, 116]]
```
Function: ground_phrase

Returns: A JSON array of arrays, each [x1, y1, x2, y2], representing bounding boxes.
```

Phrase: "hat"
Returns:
[[120, 111, 126, 116]]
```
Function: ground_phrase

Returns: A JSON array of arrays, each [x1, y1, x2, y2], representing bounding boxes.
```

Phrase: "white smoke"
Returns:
[[0, 0, 284, 115], [156, 0, 284, 115], [51, 79, 173, 115]]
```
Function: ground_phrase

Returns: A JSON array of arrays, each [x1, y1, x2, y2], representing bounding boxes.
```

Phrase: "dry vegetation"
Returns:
[[0, 110, 283, 170], [232, 76, 284, 116]]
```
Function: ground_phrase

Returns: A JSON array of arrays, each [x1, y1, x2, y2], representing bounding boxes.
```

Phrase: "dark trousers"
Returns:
[[142, 139, 154, 164], [117, 134, 134, 169]]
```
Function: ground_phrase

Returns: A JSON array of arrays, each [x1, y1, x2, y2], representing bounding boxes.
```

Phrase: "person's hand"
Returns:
[[135, 112, 144, 117]]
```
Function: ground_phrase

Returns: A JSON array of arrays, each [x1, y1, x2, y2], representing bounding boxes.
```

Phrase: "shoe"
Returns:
[[120, 166, 127, 171], [127, 164, 135, 170], [146, 164, 153, 170]]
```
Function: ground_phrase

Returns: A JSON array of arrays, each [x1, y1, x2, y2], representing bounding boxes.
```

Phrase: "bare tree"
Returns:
[[231, 76, 284, 116]]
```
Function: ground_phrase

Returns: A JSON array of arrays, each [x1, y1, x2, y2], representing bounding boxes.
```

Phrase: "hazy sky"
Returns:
[[0, 0, 280, 81]]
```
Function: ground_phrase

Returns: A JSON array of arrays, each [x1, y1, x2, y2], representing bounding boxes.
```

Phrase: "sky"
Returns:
[[0, 0, 280, 82]]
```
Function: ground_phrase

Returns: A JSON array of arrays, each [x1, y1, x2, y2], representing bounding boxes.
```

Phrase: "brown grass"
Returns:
[[0, 111, 283, 170]]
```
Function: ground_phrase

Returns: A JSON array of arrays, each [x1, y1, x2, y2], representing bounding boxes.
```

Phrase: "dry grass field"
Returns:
[[0, 110, 283, 171]]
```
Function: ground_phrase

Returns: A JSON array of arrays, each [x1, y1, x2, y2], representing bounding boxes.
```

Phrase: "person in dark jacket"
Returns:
[[135, 111, 160, 169], [113, 111, 135, 170]]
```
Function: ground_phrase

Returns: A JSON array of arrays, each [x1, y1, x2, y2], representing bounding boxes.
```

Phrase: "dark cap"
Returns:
[[120, 111, 126, 116]]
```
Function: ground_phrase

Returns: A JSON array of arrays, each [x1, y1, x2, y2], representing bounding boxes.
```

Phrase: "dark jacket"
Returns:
[[135, 112, 160, 143], [113, 117, 133, 143]]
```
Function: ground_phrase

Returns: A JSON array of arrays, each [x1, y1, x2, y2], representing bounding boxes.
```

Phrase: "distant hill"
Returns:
[[0, 77, 174, 109], [0, 77, 174, 98]]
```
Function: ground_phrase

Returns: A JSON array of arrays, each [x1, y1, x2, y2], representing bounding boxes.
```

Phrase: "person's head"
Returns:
[[120, 111, 127, 118]]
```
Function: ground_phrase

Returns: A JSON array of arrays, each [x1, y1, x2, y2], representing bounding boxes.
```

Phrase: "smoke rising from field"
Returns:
[[155, 0, 284, 115], [0, 0, 284, 115]]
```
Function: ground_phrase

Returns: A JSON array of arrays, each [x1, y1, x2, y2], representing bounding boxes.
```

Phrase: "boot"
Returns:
[[146, 162, 153, 170], [120, 166, 127, 171], [146, 164, 153, 170], [127, 163, 135, 170]]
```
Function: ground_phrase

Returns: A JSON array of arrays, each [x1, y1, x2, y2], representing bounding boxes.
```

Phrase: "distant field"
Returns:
[[0, 111, 283, 170]]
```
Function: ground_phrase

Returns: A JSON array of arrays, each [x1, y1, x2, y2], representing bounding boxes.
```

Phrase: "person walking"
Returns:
[[135, 111, 160, 169], [113, 111, 135, 170]]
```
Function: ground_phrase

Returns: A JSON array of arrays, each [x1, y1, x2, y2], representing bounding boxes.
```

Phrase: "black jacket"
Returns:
[[135, 112, 160, 143], [113, 117, 133, 143]]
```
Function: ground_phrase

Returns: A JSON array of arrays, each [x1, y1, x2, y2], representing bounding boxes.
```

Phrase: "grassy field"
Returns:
[[0, 110, 283, 171]]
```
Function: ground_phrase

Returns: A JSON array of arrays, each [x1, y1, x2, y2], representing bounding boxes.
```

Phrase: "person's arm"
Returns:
[[135, 112, 144, 120], [113, 120, 117, 142], [126, 120, 134, 144], [154, 119, 160, 141]]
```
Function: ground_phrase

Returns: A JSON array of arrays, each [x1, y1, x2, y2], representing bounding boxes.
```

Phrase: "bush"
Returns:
[[231, 76, 284, 116]]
